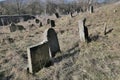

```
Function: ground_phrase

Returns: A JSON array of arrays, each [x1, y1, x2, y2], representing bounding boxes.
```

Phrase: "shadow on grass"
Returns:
[[105, 28, 113, 35], [54, 43, 80, 63]]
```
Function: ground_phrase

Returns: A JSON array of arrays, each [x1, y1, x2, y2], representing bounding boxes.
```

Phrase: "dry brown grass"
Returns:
[[0, 2, 120, 80]]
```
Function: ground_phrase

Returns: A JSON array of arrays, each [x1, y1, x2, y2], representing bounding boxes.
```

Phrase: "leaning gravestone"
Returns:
[[27, 41, 51, 74], [50, 20, 55, 27], [43, 28, 61, 57], [55, 13, 60, 18], [78, 18, 89, 42]]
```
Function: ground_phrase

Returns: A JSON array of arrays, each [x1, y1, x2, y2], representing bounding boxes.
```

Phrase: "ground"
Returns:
[[0, 2, 120, 80]]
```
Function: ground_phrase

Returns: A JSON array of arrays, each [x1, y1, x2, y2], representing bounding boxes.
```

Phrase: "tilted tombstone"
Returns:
[[50, 20, 55, 27], [90, 5, 94, 13], [43, 28, 61, 57], [78, 18, 89, 42], [27, 41, 51, 74], [55, 13, 60, 18]]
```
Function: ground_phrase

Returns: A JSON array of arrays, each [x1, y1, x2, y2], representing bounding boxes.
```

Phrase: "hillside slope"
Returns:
[[0, 2, 120, 80]]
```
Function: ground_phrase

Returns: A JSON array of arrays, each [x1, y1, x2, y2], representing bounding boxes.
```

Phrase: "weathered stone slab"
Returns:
[[27, 41, 51, 73], [9, 23, 25, 32], [78, 18, 89, 42], [43, 28, 61, 57], [90, 5, 94, 13], [0, 15, 35, 26]]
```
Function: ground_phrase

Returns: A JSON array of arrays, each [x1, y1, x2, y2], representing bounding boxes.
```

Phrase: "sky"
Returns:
[[0, 0, 106, 3]]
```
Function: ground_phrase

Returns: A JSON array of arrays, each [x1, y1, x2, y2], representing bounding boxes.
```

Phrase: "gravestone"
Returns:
[[9, 23, 17, 32], [16, 25, 26, 31], [70, 12, 73, 17], [35, 19, 40, 24], [27, 41, 51, 74], [47, 19, 50, 24], [43, 28, 61, 57], [55, 13, 59, 18], [78, 18, 89, 42], [39, 22, 43, 27], [1, 18, 4, 26], [90, 5, 94, 13], [10, 23, 25, 32], [0, 15, 35, 26], [104, 26, 107, 35], [51, 20, 55, 27]]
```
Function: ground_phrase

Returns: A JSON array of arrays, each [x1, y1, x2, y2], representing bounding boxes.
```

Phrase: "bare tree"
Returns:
[[14, 0, 24, 15]]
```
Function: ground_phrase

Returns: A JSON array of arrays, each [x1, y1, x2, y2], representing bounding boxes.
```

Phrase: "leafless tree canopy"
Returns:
[[0, 0, 119, 15]]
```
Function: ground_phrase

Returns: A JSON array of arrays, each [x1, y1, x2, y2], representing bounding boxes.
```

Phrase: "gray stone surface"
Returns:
[[47, 28, 61, 57], [43, 28, 61, 57], [90, 5, 94, 13], [78, 18, 89, 42], [27, 41, 51, 73]]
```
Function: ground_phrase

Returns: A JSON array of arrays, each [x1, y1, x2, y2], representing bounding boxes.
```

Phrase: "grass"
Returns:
[[0, 2, 120, 80]]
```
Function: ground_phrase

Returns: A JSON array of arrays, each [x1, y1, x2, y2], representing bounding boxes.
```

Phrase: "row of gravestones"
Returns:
[[0, 15, 35, 26], [26, 5, 94, 74], [9, 5, 93, 32], [27, 17, 90, 74], [9, 18, 56, 32], [71, 5, 94, 17]]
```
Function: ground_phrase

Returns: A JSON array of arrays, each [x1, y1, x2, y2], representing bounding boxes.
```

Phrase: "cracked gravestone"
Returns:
[[27, 41, 51, 74]]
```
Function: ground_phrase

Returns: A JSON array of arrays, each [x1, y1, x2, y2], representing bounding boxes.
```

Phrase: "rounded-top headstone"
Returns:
[[42, 28, 60, 57], [47, 28, 60, 57]]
